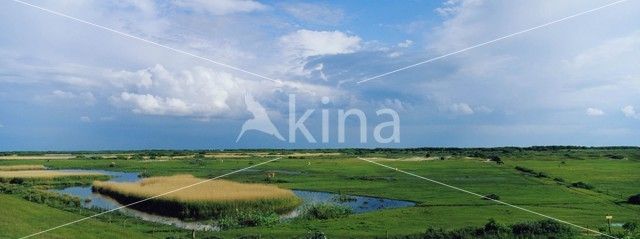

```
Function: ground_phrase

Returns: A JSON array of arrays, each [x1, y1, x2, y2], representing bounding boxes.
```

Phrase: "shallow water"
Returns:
[[51, 169, 414, 231]]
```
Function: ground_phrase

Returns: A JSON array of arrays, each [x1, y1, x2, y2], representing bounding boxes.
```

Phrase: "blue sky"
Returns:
[[1, 0, 640, 150]]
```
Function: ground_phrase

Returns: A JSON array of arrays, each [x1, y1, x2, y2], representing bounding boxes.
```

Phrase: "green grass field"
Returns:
[[0, 147, 639, 238]]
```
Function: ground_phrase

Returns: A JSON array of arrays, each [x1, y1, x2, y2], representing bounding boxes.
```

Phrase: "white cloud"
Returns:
[[110, 64, 240, 117], [450, 103, 474, 115], [99, 116, 115, 121], [397, 40, 413, 48], [172, 0, 267, 15], [622, 105, 639, 119], [80, 116, 91, 123], [380, 99, 406, 111], [387, 51, 402, 58], [108, 64, 347, 119], [586, 107, 604, 116], [280, 30, 361, 58], [50, 90, 96, 105], [571, 32, 640, 68], [283, 3, 344, 25], [474, 105, 493, 114]]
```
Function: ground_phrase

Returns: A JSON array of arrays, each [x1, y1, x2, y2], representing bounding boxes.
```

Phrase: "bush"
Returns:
[[623, 222, 638, 232], [412, 219, 575, 239], [628, 194, 640, 205], [482, 194, 500, 201], [606, 154, 625, 160], [511, 219, 574, 237], [515, 166, 535, 174], [535, 172, 549, 178], [218, 211, 279, 230], [301, 203, 352, 220], [570, 181, 594, 190], [488, 155, 503, 164]]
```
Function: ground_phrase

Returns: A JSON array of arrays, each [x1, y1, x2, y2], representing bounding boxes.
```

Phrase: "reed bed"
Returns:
[[0, 170, 103, 178], [0, 165, 46, 171], [0, 170, 108, 185], [92, 175, 301, 219]]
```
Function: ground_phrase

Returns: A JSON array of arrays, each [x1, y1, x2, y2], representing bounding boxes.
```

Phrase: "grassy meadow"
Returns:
[[92, 175, 301, 219], [0, 147, 638, 238]]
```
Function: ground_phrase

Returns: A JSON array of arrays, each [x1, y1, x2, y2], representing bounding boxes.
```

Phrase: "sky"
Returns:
[[1, 0, 640, 150]]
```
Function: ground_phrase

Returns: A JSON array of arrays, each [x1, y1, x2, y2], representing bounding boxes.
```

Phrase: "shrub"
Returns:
[[553, 177, 566, 183], [628, 194, 640, 205], [515, 166, 535, 174], [570, 181, 594, 190], [301, 203, 352, 220], [511, 219, 574, 237], [623, 222, 638, 232], [488, 155, 503, 164], [606, 154, 625, 160], [412, 219, 575, 239], [481, 218, 508, 235], [482, 194, 500, 200], [218, 211, 279, 230], [9, 178, 24, 184], [535, 172, 549, 178]]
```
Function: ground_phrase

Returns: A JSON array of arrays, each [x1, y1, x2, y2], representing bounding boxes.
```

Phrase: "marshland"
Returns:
[[0, 147, 639, 238], [92, 175, 302, 219]]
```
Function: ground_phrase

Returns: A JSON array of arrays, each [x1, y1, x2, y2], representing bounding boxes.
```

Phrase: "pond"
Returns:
[[51, 169, 415, 231]]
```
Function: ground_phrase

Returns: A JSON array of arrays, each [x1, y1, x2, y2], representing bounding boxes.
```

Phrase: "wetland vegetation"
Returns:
[[0, 147, 639, 238]]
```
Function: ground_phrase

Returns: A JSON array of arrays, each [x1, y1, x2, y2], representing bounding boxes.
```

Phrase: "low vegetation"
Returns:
[[300, 203, 352, 220], [0, 164, 46, 171], [0, 183, 81, 208], [92, 175, 301, 219], [408, 219, 575, 239], [218, 211, 280, 230], [0, 170, 103, 179], [1, 147, 639, 238], [570, 181, 595, 190], [514, 166, 548, 178], [0, 170, 108, 186]]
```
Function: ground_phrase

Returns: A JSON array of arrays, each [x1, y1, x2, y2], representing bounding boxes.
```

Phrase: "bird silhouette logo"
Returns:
[[236, 94, 285, 142]]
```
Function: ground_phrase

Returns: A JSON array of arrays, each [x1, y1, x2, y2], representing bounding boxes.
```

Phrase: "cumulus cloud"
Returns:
[[586, 107, 604, 116], [110, 64, 241, 118], [172, 0, 267, 15], [280, 30, 361, 58], [622, 105, 639, 119], [108, 64, 348, 119]]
